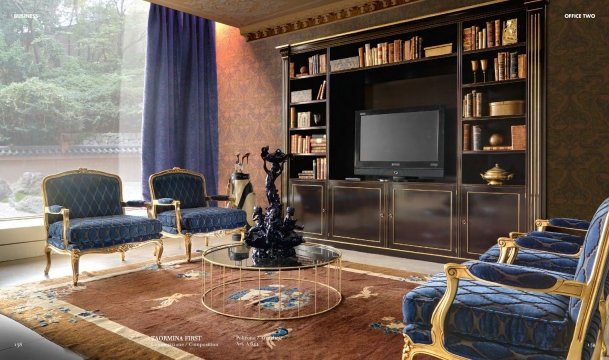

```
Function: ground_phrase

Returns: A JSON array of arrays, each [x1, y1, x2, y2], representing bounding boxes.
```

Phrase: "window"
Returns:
[[0, 0, 148, 220]]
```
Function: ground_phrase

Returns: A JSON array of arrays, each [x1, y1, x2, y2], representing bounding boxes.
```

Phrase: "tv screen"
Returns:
[[354, 106, 444, 179]]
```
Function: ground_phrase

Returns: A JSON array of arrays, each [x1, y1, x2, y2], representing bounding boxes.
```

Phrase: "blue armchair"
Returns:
[[148, 168, 247, 261], [402, 198, 609, 359], [42, 169, 164, 286]]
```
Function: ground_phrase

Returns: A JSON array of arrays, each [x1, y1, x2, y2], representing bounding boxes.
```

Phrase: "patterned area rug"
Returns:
[[0, 256, 431, 360]]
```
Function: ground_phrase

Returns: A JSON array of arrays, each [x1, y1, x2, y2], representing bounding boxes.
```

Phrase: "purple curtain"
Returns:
[[141, 4, 218, 200]]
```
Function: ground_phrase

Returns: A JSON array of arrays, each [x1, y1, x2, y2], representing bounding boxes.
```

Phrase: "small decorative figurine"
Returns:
[[244, 146, 304, 262]]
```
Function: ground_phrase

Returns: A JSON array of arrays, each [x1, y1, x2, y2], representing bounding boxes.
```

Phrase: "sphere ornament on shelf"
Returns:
[[489, 133, 504, 146], [244, 146, 304, 263]]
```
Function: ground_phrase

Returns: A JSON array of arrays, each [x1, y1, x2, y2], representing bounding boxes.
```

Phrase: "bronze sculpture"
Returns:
[[244, 146, 304, 262]]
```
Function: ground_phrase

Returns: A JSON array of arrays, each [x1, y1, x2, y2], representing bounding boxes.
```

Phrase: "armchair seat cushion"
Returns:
[[480, 244, 579, 275], [403, 267, 574, 354], [48, 215, 162, 251], [157, 207, 246, 234]]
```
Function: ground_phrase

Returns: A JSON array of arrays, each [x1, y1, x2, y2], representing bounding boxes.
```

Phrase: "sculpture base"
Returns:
[[251, 247, 300, 267]]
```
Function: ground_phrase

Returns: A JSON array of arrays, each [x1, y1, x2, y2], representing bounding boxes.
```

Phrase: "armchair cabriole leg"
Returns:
[[44, 245, 51, 275], [204, 236, 209, 247], [155, 241, 163, 266], [71, 251, 80, 286], [120, 251, 125, 261], [185, 233, 192, 262], [240, 229, 245, 242]]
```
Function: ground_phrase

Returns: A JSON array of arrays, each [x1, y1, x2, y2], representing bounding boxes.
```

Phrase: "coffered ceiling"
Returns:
[[146, 0, 421, 41]]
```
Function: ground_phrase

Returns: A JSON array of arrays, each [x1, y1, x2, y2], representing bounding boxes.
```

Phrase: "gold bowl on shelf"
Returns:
[[480, 164, 513, 185]]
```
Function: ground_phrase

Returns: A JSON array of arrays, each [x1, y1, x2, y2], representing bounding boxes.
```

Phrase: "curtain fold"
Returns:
[[141, 4, 218, 200]]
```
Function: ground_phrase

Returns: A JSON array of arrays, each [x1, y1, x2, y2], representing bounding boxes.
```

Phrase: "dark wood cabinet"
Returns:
[[388, 183, 457, 257], [460, 185, 526, 257], [289, 181, 325, 239], [328, 181, 384, 246], [281, 1, 546, 262]]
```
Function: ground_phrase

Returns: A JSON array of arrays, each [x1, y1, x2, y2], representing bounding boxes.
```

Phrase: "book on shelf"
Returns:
[[388, 43, 394, 63], [358, 47, 364, 67], [486, 21, 494, 47], [289, 62, 295, 78], [472, 125, 482, 151], [297, 111, 311, 128], [511, 125, 526, 150], [517, 54, 527, 78], [463, 124, 471, 151], [316, 80, 327, 100]]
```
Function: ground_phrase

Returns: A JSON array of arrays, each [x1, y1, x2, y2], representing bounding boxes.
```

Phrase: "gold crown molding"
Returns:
[[242, 0, 421, 42]]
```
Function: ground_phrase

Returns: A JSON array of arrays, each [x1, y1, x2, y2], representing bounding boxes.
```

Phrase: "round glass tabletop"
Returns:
[[202, 242, 341, 270]]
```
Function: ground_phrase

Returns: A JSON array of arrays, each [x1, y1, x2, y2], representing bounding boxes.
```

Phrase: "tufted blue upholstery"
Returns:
[[157, 207, 246, 234], [468, 261, 560, 289], [150, 172, 206, 209], [527, 230, 584, 245], [549, 217, 591, 231], [569, 197, 609, 322], [515, 235, 581, 254], [481, 244, 579, 275], [404, 198, 609, 359], [44, 173, 123, 219], [403, 264, 574, 354], [48, 215, 162, 250]]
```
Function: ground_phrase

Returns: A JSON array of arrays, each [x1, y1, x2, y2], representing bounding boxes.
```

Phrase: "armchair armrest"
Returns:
[[122, 200, 150, 208], [515, 235, 581, 255], [206, 194, 234, 202], [549, 217, 590, 230], [467, 261, 574, 291], [44, 205, 70, 248], [151, 198, 182, 233], [536, 218, 588, 237]]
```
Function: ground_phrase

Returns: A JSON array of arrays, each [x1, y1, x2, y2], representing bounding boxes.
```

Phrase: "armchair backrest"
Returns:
[[149, 168, 207, 209], [42, 169, 124, 221], [569, 197, 609, 323]]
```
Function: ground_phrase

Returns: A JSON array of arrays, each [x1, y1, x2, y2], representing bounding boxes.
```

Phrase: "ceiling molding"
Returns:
[[145, 0, 422, 42]]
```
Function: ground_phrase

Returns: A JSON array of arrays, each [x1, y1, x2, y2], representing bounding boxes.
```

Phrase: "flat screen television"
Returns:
[[354, 106, 445, 179]]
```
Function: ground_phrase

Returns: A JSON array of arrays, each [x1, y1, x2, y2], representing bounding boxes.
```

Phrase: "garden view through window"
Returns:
[[0, 0, 148, 220]]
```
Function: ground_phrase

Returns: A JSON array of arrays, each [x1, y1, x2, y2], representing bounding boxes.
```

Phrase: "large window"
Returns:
[[0, 0, 148, 220]]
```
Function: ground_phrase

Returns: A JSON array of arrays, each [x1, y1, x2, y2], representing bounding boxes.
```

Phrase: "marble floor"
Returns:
[[0, 235, 445, 359]]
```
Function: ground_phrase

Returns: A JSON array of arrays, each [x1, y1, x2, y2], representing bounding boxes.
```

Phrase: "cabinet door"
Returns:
[[290, 181, 325, 239], [329, 181, 384, 246], [388, 184, 457, 257], [460, 185, 526, 258]]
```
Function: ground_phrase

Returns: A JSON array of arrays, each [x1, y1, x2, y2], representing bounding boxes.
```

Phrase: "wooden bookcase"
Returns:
[[279, 1, 546, 262]]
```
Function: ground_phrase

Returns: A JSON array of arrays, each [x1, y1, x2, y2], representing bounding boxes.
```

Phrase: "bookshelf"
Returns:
[[279, 1, 546, 262]]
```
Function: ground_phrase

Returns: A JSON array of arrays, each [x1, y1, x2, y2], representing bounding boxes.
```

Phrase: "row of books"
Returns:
[[463, 124, 526, 151], [359, 36, 423, 67], [296, 158, 327, 180], [290, 134, 326, 154], [494, 52, 526, 81], [463, 18, 518, 51], [308, 53, 327, 75], [463, 90, 483, 118]]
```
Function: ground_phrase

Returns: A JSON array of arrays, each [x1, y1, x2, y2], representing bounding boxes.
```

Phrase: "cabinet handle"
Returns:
[[462, 219, 467, 225], [380, 213, 384, 218], [388, 212, 393, 218], [322, 208, 326, 213]]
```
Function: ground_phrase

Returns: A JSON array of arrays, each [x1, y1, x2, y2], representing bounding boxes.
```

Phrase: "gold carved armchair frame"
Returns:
[[42, 168, 163, 286], [402, 213, 609, 360], [148, 167, 246, 262]]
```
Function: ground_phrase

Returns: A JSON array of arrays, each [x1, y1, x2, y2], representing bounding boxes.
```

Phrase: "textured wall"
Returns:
[[546, 1, 609, 219], [216, 1, 609, 219]]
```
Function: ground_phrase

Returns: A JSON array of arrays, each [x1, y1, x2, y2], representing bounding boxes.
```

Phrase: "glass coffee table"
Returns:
[[201, 243, 342, 320]]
